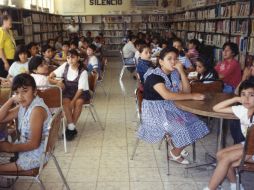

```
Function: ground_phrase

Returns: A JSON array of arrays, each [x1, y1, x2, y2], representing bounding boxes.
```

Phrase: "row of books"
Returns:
[[81, 31, 100, 37], [24, 26, 33, 36], [24, 36, 33, 44], [23, 16, 32, 25], [231, 20, 248, 35], [81, 24, 102, 31], [248, 38, 254, 54], [231, 2, 250, 17], [104, 23, 124, 30], [251, 20, 254, 36], [147, 23, 169, 30], [230, 36, 248, 52], [104, 31, 124, 37], [31, 13, 63, 23], [216, 20, 230, 33], [104, 38, 122, 44], [126, 23, 146, 30]]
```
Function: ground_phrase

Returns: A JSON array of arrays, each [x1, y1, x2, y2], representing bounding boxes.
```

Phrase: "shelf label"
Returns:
[[89, 0, 123, 5]]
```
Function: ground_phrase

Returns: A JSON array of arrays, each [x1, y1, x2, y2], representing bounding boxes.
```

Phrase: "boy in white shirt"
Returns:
[[204, 80, 254, 190]]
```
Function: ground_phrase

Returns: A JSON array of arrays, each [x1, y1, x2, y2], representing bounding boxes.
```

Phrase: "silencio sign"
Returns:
[[89, 0, 123, 5]]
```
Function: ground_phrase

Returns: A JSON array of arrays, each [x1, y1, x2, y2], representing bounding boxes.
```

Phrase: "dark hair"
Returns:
[[134, 39, 146, 47], [159, 39, 168, 48], [28, 56, 44, 73], [62, 41, 70, 46], [173, 38, 183, 45], [159, 47, 179, 60], [128, 35, 137, 41], [12, 73, 36, 91], [70, 40, 78, 47], [68, 49, 80, 57], [196, 56, 218, 81], [14, 45, 28, 62], [41, 45, 53, 53], [27, 42, 37, 50], [189, 39, 200, 50], [239, 80, 254, 96], [138, 44, 150, 53], [222, 42, 239, 56], [0, 15, 11, 26], [88, 44, 97, 52]]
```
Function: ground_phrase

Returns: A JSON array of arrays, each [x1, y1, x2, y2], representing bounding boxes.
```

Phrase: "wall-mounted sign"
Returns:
[[89, 0, 123, 5]]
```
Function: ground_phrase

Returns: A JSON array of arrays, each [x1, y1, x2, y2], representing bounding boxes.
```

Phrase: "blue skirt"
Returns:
[[137, 99, 209, 148]]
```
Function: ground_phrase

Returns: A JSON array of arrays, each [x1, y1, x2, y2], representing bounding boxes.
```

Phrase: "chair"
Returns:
[[236, 125, 254, 190], [37, 85, 67, 153], [119, 50, 136, 80], [0, 109, 70, 190], [97, 57, 108, 96], [190, 80, 224, 93], [83, 71, 104, 130], [130, 89, 170, 175]]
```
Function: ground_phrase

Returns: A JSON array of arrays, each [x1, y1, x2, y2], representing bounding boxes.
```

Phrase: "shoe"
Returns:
[[168, 150, 190, 165], [65, 128, 77, 141], [167, 138, 189, 157]]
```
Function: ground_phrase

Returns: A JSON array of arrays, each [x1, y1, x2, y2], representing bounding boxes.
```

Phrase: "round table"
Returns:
[[174, 93, 238, 151]]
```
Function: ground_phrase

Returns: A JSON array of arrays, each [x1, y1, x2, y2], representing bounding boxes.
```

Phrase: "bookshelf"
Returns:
[[63, 14, 170, 54], [169, 0, 253, 67], [0, 6, 64, 45]]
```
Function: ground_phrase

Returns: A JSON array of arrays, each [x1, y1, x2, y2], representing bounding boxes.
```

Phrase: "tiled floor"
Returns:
[[4, 57, 234, 190]]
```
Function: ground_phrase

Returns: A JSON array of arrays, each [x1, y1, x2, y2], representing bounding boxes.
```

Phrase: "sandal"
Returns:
[[168, 150, 190, 165], [167, 138, 189, 157]]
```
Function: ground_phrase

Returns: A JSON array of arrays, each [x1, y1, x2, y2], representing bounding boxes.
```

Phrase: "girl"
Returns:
[[195, 57, 218, 83], [0, 73, 52, 172], [86, 44, 99, 73], [27, 42, 39, 58], [137, 47, 209, 164], [136, 44, 153, 84], [8, 45, 29, 79], [48, 49, 90, 141], [204, 80, 254, 190], [29, 56, 49, 86], [186, 39, 200, 66], [173, 38, 194, 72], [215, 42, 242, 94]]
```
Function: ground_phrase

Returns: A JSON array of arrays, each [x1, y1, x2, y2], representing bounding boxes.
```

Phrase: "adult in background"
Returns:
[[0, 15, 15, 78], [66, 19, 79, 43]]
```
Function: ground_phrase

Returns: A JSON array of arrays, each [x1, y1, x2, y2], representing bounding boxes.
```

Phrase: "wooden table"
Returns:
[[175, 93, 238, 151], [0, 88, 11, 106]]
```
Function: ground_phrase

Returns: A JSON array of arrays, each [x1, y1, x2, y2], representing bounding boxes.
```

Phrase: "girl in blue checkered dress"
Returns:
[[137, 47, 209, 165]]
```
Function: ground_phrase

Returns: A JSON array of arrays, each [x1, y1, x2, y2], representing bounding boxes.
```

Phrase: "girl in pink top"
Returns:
[[215, 42, 242, 93]]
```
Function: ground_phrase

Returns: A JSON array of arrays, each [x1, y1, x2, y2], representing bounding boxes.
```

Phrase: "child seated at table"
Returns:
[[173, 38, 194, 72], [29, 56, 49, 86], [215, 42, 241, 94], [0, 73, 52, 172], [194, 57, 218, 83], [136, 44, 153, 84], [86, 44, 99, 73], [8, 45, 29, 79], [48, 49, 90, 141], [204, 80, 254, 190], [54, 41, 70, 65], [137, 47, 209, 165], [186, 39, 200, 66]]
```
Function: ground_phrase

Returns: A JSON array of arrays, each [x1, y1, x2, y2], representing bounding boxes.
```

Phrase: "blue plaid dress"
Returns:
[[137, 68, 209, 148]]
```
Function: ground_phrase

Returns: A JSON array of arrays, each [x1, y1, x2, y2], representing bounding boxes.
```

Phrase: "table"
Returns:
[[174, 93, 238, 165], [175, 93, 237, 150]]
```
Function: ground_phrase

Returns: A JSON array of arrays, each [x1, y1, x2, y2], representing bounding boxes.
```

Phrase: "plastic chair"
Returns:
[[37, 85, 67, 153], [0, 109, 70, 190], [83, 71, 104, 130], [236, 125, 254, 190], [119, 50, 136, 80]]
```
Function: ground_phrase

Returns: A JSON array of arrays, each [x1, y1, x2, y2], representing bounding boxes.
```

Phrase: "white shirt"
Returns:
[[31, 73, 49, 86], [232, 105, 254, 138], [53, 62, 89, 91], [8, 61, 29, 77], [134, 51, 140, 65], [66, 24, 79, 33], [88, 56, 98, 69], [122, 41, 137, 59]]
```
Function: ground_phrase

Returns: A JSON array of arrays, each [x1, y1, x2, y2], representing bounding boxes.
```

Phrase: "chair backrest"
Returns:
[[88, 71, 98, 94], [136, 88, 143, 114], [37, 85, 62, 108], [190, 80, 223, 93], [245, 125, 254, 156], [0, 87, 11, 106]]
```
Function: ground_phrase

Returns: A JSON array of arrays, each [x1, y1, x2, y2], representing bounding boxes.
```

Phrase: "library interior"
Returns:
[[0, 0, 254, 190]]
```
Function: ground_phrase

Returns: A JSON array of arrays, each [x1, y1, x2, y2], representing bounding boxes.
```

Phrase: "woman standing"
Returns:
[[0, 15, 15, 78]]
